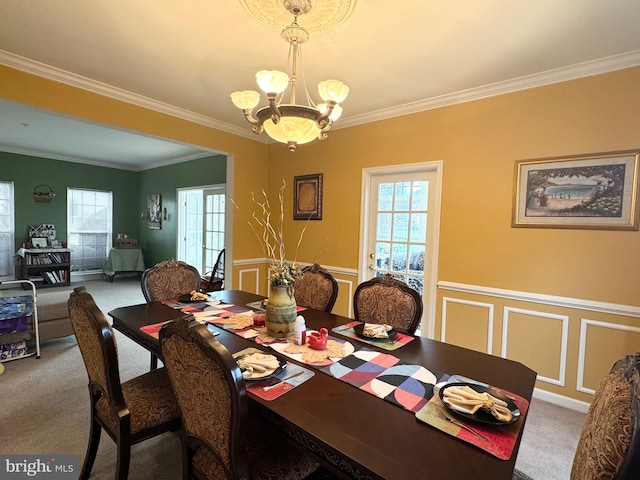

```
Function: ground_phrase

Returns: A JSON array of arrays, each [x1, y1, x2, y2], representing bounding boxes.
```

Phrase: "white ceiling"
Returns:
[[1, 0, 640, 170]]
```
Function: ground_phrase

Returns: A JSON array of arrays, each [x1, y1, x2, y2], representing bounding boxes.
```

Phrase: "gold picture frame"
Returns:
[[294, 173, 323, 220], [512, 150, 640, 230]]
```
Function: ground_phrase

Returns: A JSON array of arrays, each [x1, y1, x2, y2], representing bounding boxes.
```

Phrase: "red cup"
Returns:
[[253, 313, 266, 328]]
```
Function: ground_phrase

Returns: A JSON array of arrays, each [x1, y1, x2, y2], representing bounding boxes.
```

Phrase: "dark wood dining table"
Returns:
[[109, 290, 537, 480]]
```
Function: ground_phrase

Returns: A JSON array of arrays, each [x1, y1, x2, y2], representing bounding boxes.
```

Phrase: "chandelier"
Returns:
[[231, 0, 350, 152]]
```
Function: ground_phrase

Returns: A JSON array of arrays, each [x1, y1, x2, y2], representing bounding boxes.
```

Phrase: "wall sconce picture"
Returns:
[[147, 193, 162, 230], [32, 184, 56, 203]]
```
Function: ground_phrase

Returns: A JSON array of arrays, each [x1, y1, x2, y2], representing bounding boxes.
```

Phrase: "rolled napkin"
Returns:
[[442, 385, 513, 422], [363, 323, 391, 338], [189, 290, 208, 301], [236, 353, 280, 379]]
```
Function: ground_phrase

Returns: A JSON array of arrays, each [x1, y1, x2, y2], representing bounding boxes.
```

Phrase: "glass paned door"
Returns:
[[203, 188, 225, 274], [177, 185, 225, 275], [365, 168, 440, 334]]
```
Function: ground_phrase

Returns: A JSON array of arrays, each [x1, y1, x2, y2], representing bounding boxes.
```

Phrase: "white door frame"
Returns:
[[358, 161, 443, 338]]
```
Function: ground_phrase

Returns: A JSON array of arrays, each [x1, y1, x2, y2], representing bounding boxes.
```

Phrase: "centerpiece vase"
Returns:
[[265, 284, 297, 338]]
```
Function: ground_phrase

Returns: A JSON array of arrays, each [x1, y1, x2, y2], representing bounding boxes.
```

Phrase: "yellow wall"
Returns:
[[266, 67, 640, 408], [3, 63, 640, 407], [269, 68, 640, 304]]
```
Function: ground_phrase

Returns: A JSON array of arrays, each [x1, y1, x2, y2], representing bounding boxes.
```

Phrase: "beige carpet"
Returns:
[[0, 277, 585, 479]]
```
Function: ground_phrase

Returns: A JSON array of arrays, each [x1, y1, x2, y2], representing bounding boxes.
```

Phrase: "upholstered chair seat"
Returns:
[[94, 368, 179, 434], [353, 274, 423, 335], [294, 264, 338, 312]]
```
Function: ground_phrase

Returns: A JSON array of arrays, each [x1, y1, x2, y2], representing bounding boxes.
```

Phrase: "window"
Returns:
[[0, 181, 14, 279], [67, 188, 112, 272]]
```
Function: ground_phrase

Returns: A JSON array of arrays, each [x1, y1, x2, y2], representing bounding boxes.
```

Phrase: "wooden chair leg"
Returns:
[[115, 440, 131, 480], [80, 417, 101, 480]]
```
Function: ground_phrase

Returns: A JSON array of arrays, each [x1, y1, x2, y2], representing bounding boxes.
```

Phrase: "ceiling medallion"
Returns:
[[239, 0, 356, 34]]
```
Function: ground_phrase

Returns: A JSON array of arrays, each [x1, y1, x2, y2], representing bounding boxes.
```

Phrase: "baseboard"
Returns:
[[532, 387, 590, 414], [70, 272, 105, 282]]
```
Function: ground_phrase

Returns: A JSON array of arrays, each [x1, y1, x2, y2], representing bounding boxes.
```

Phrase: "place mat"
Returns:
[[140, 320, 220, 339], [332, 321, 416, 351], [269, 334, 355, 366], [140, 321, 171, 338], [415, 387, 530, 460], [246, 362, 315, 401], [320, 349, 446, 413]]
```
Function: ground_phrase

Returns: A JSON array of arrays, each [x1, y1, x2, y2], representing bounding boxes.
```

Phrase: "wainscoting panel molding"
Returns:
[[437, 280, 640, 410], [502, 307, 568, 387], [335, 278, 354, 318], [238, 268, 260, 294], [577, 318, 640, 394], [441, 297, 494, 354]]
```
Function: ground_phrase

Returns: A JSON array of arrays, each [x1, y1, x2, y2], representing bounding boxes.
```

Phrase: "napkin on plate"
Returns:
[[363, 323, 391, 338], [237, 353, 280, 379], [442, 385, 513, 422]]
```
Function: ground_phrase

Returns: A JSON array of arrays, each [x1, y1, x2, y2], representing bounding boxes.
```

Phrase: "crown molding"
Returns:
[[2, 48, 640, 136], [0, 144, 215, 171], [336, 49, 640, 130], [0, 50, 266, 143]]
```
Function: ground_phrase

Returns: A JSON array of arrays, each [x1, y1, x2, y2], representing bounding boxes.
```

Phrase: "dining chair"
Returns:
[[353, 273, 423, 335], [158, 315, 322, 480], [68, 286, 180, 480], [201, 248, 225, 292], [570, 352, 640, 480], [141, 258, 201, 302], [294, 263, 338, 312]]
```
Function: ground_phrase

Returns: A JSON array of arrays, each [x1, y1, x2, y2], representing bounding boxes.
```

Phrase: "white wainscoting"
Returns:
[[438, 280, 640, 413], [441, 297, 494, 354], [577, 318, 640, 395], [502, 307, 569, 387]]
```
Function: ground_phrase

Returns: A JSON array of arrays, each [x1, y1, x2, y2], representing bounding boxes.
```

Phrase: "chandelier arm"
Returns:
[[315, 101, 337, 129], [241, 109, 262, 127], [267, 95, 282, 125]]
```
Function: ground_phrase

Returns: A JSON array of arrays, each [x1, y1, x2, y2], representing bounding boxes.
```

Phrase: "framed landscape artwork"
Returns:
[[294, 173, 323, 220], [512, 150, 640, 230]]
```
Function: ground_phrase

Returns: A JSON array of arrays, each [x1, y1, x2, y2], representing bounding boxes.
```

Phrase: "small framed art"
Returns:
[[294, 173, 323, 220]]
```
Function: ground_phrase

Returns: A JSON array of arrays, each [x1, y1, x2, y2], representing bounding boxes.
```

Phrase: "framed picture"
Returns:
[[513, 150, 640, 230], [294, 173, 323, 220], [147, 193, 162, 229], [31, 237, 49, 248]]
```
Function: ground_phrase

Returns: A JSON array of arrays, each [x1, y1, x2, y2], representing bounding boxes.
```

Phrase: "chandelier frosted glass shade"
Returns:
[[230, 90, 260, 110], [263, 115, 321, 147], [255, 70, 290, 94], [318, 80, 349, 103]]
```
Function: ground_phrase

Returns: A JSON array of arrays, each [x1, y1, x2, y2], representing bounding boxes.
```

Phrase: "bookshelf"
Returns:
[[16, 248, 71, 288]]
